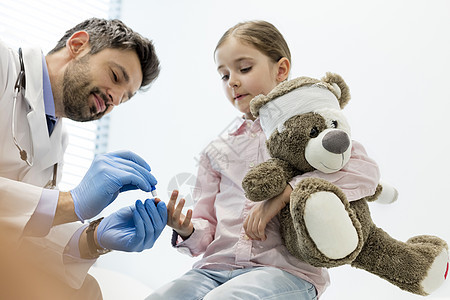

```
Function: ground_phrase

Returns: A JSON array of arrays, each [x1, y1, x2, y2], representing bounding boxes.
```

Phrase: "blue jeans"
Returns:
[[145, 267, 317, 300]]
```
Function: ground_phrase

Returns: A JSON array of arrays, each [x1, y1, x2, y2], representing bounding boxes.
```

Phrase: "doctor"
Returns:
[[0, 18, 167, 299]]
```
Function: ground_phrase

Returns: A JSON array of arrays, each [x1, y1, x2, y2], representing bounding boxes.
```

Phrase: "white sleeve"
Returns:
[[0, 177, 42, 241], [20, 222, 97, 289]]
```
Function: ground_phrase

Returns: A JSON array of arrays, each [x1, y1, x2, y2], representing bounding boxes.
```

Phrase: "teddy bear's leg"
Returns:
[[303, 191, 359, 259], [284, 178, 364, 267], [351, 225, 449, 296]]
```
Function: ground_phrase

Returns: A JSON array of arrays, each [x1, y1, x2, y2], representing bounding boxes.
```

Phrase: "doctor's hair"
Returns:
[[215, 20, 291, 67], [48, 18, 160, 89]]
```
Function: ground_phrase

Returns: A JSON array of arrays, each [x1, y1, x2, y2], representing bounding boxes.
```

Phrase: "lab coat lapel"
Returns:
[[22, 47, 63, 171]]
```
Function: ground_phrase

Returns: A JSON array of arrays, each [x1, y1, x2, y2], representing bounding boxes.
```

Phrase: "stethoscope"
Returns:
[[12, 48, 57, 189]]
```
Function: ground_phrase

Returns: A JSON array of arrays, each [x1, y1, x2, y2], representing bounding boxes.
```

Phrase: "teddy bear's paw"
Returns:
[[376, 181, 398, 204], [303, 191, 359, 260], [407, 236, 449, 295], [242, 160, 289, 202]]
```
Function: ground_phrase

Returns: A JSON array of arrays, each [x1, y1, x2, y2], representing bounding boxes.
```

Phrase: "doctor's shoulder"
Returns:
[[0, 39, 18, 97]]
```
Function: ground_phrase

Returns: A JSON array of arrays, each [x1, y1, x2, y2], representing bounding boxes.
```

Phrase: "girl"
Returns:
[[147, 20, 380, 300]]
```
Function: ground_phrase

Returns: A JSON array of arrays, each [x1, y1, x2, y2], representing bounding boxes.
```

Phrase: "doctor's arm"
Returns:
[[19, 198, 167, 289], [24, 150, 158, 236], [52, 191, 78, 225], [15, 150, 163, 288]]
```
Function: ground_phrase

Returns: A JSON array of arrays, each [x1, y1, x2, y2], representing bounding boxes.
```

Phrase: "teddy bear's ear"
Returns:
[[321, 72, 351, 109]]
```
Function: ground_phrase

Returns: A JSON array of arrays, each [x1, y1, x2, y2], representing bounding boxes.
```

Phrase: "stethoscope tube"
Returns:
[[12, 48, 33, 167], [11, 48, 57, 189]]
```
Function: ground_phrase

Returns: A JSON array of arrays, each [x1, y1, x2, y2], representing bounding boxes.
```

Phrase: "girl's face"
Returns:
[[215, 37, 287, 120]]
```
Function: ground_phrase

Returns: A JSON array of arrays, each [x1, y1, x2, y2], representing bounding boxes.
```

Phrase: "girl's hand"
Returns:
[[243, 184, 292, 241], [167, 190, 194, 240]]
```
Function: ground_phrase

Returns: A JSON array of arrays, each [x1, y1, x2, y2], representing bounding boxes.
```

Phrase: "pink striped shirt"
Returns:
[[174, 117, 380, 297]]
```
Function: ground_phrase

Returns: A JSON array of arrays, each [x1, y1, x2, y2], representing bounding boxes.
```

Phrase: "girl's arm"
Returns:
[[171, 152, 220, 256], [244, 184, 292, 241]]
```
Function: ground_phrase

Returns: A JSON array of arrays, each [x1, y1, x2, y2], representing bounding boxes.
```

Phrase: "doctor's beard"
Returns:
[[62, 55, 107, 122]]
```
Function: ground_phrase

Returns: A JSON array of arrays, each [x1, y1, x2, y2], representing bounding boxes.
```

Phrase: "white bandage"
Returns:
[[259, 84, 340, 139]]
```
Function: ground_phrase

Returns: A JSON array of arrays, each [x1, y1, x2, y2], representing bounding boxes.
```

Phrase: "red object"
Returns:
[[445, 262, 449, 280]]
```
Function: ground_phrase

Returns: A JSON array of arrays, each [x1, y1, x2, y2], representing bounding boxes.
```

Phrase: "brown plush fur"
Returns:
[[242, 73, 448, 296]]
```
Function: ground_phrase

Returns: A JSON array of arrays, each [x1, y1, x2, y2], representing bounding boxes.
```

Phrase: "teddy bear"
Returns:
[[241, 72, 449, 296]]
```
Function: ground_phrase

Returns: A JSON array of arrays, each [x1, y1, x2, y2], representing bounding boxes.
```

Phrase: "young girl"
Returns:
[[146, 20, 380, 300]]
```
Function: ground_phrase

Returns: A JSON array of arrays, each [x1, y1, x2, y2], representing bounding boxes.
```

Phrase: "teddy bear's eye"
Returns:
[[331, 120, 338, 128], [309, 127, 319, 138]]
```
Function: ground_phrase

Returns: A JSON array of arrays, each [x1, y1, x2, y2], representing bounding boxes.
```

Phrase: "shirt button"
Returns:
[[250, 133, 256, 138], [249, 162, 255, 168]]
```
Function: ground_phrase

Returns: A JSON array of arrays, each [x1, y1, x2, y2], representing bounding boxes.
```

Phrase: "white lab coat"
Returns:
[[0, 40, 95, 288]]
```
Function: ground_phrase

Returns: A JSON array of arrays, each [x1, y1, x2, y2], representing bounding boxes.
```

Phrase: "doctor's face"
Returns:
[[62, 48, 143, 121]]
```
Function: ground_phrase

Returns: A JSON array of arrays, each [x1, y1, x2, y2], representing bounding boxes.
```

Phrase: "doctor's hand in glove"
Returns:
[[70, 150, 157, 221], [97, 198, 167, 252]]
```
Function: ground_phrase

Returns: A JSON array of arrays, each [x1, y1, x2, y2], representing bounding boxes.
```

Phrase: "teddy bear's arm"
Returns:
[[242, 158, 297, 202]]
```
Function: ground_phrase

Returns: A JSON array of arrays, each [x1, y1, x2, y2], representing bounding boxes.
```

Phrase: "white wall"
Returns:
[[97, 0, 450, 299]]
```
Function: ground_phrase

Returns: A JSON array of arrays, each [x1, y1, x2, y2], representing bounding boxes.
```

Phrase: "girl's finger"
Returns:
[[167, 190, 179, 212], [243, 214, 249, 230], [182, 209, 193, 228], [173, 198, 185, 222], [257, 220, 265, 241], [246, 215, 257, 240]]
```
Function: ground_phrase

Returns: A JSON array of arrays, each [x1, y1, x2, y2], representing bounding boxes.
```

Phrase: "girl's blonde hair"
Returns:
[[215, 20, 291, 65]]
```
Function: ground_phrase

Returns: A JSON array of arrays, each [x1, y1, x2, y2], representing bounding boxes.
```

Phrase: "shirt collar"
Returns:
[[228, 116, 262, 136], [42, 54, 56, 120]]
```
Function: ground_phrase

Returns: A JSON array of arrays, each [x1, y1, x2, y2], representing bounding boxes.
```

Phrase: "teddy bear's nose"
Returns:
[[322, 130, 350, 154]]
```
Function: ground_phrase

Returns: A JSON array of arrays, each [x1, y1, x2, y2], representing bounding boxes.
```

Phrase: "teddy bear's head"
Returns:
[[250, 73, 352, 174]]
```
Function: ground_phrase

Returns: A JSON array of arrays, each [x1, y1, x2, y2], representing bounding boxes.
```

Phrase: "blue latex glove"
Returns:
[[96, 199, 167, 252], [70, 151, 157, 221]]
